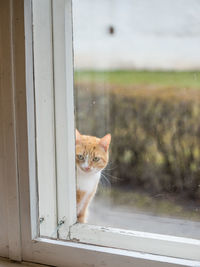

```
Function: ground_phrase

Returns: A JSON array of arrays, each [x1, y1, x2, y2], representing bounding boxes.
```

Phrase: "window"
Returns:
[[0, 0, 200, 266], [73, 0, 200, 239]]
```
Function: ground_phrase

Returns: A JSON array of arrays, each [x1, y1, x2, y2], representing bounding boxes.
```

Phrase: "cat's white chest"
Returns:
[[76, 170, 101, 216], [77, 169, 101, 194]]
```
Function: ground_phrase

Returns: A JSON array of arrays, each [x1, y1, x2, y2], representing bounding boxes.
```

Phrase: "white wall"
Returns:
[[73, 0, 200, 70]]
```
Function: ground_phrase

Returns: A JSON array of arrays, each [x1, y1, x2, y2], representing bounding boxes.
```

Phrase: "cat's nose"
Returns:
[[84, 166, 91, 172]]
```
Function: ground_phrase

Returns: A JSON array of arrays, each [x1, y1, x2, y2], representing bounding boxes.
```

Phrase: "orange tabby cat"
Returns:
[[76, 130, 111, 223]]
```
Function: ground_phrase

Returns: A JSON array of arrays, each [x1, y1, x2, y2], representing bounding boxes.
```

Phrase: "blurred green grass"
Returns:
[[75, 70, 200, 88]]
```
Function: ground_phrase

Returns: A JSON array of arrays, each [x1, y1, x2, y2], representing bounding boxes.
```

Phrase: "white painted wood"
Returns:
[[70, 223, 200, 261], [0, 128, 8, 257], [52, 0, 77, 239], [24, 0, 38, 240], [0, 0, 24, 260], [24, 238, 200, 267], [20, 1, 40, 261], [0, 257, 46, 267], [0, 171, 8, 257], [32, 0, 57, 238], [0, 80, 8, 257]]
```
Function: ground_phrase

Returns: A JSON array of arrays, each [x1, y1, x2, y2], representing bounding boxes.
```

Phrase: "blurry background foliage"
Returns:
[[75, 71, 200, 219]]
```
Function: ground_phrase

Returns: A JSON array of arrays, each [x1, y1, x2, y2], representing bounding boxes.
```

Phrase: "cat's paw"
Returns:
[[77, 215, 86, 223]]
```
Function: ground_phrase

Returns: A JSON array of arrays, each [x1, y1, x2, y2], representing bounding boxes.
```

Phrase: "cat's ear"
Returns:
[[76, 129, 81, 143], [99, 134, 111, 152]]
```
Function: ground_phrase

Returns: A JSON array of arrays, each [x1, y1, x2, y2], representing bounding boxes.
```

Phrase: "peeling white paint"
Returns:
[[70, 223, 200, 261]]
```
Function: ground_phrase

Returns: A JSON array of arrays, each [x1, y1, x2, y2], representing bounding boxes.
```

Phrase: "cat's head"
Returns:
[[76, 130, 111, 174]]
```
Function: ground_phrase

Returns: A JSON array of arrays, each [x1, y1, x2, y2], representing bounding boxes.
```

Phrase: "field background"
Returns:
[[75, 70, 200, 222]]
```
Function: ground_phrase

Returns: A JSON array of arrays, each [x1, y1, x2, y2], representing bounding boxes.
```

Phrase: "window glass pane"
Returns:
[[73, 0, 200, 239]]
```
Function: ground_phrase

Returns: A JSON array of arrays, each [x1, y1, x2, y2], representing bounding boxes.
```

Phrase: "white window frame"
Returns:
[[1, 0, 200, 266]]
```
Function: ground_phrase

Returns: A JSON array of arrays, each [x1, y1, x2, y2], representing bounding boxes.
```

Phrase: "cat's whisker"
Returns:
[[102, 172, 122, 182], [100, 173, 111, 188], [104, 166, 117, 171], [103, 161, 117, 171], [106, 160, 116, 166]]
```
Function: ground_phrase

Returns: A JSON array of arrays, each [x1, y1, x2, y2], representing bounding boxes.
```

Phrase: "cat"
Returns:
[[76, 129, 111, 223]]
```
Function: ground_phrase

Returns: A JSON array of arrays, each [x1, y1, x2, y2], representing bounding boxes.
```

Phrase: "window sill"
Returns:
[[0, 258, 46, 267]]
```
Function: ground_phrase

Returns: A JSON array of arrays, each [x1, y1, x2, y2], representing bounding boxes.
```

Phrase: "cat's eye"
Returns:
[[77, 154, 84, 161], [93, 157, 100, 162]]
